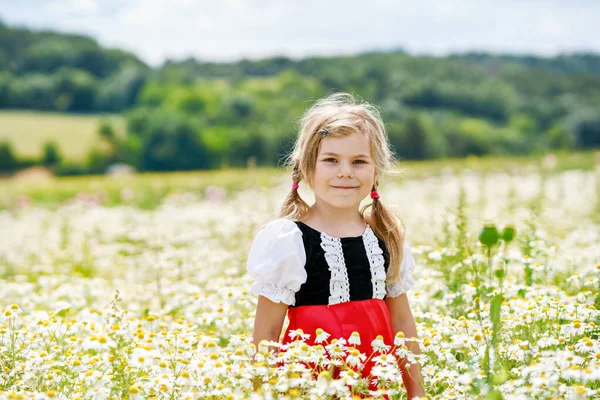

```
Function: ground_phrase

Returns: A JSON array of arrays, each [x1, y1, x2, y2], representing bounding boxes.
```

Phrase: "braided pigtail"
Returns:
[[279, 163, 310, 220], [361, 185, 405, 282]]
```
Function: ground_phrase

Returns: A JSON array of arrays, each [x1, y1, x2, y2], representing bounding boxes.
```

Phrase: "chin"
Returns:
[[328, 200, 362, 210]]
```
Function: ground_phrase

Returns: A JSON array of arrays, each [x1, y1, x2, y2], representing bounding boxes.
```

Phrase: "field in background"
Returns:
[[0, 110, 126, 162], [0, 150, 598, 211]]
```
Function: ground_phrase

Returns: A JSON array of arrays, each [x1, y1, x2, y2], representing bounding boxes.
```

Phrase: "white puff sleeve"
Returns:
[[247, 219, 307, 306], [386, 240, 417, 298]]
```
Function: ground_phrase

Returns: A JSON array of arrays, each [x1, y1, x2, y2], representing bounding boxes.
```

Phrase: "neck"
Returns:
[[308, 200, 364, 227]]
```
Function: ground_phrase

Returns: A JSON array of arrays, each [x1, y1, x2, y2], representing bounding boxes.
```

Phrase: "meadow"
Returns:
[[0, 111, 125, 162], [1, 156, 599, 399], [1, 151, 597, 211]]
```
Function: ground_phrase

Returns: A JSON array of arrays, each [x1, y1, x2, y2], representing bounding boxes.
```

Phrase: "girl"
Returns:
[[247, 93, 425, 398]]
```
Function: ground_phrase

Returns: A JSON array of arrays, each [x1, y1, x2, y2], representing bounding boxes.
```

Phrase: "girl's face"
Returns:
[[310, 132, 376, 211]]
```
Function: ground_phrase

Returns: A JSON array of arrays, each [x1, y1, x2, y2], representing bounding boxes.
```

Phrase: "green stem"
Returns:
[[487, 246, 492, 284]]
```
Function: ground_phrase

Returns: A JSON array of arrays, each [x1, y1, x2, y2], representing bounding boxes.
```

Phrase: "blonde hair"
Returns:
[[280, 93, 406, 283]]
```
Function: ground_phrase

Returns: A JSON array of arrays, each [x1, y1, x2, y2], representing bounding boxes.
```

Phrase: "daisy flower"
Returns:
[[348, 331, 361, 346], [371, 335, 391, 353], [314, 328, 330, 344]]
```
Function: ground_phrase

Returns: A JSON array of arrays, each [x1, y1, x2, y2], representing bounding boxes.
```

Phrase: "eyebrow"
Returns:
[[320, 152, 371, 158]]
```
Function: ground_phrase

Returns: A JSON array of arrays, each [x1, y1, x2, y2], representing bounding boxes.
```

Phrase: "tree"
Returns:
[[0, 141, 17, 171], [404, 114, 429, 159], [10, 73, 57, 109], [95, 67, 147, 111], [565, 109, 600, 149], [20, 38, 78, 73], [53, 67, 97, 111], [395, 113, 445, 160], [127, 109, 212, 171], [42, 141, 62, 167], [0, 72, 11, 107], [99, 121, 116, 144]]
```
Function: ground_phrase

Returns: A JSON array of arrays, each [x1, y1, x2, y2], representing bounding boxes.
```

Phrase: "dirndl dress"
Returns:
[[247, 219, 417, 391]]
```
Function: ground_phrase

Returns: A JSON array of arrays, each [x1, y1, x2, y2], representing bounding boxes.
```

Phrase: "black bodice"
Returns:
[[291, 221, 390, 308]]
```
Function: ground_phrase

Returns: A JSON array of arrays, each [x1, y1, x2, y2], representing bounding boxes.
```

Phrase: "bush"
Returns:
[[54, 161, 91, 176], [0, 141, 17, 171], [42, 141, 62, 167]]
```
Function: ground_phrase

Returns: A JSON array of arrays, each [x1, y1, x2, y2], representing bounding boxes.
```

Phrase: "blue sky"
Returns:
[[0, 0, 598, 65]]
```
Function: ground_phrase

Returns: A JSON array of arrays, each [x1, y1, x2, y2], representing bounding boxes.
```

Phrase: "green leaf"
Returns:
[[486, 388, 504, 400]]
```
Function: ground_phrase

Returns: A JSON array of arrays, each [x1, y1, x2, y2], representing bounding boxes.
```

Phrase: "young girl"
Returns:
[[247, 93, 425, 398]]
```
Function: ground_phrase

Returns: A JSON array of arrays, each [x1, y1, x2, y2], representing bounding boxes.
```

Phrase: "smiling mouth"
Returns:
[[332, 186, 357, 189]]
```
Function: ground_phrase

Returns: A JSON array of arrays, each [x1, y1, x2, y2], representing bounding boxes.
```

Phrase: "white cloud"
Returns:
[[71, 0, 99, 14], [0, 0, 598, 65]]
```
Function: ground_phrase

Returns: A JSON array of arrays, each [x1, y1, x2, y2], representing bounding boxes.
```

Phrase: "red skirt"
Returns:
[[281, 299, 394, 387]]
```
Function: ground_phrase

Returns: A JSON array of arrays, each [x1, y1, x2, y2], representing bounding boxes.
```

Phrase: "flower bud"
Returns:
[[501, 225, 516, 243], [479, 222, 499, 247]]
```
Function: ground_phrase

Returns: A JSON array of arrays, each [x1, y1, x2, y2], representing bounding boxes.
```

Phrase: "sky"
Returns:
[[0, 0, 598, 66]]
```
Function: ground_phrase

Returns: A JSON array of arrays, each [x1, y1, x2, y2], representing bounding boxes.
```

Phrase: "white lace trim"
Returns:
[[320, 233, 350, 305], [250, 282, 296, 305], [362, 225, 387, 300], [386, 280, 411, 297]]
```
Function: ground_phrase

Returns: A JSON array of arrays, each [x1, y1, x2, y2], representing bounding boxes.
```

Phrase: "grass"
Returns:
[[396, 150, 599, 179], [1, 149, 598, 211], [0, 110, 125, 162], [0, 167, 283, 210]]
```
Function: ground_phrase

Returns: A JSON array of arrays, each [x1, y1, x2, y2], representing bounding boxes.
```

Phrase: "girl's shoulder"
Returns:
[[254, 218, 302, 239], [247, 219, 307, 305], [249, 219, 305, 255]]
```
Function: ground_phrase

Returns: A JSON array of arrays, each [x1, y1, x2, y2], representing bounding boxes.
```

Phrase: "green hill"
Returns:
[[0, 20, 599, 174]]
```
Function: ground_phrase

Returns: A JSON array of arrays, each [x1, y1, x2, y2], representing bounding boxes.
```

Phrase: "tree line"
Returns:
[[1, 20, 599, 174]]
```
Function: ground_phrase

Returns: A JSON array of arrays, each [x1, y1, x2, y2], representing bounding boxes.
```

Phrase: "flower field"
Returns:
[[1, 163, 599, 399]]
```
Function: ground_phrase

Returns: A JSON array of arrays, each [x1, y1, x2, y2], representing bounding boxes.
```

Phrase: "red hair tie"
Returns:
[[292, 183, 299, 189], [370, 190, 380, 200]]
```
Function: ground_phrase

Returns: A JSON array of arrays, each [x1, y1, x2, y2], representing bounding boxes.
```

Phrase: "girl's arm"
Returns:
[[385, 294, 426, 399], [251, 296, 288, 391], [252, 295, 289, 345]]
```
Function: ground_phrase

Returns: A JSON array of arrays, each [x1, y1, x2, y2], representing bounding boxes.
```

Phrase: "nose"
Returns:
[[337, 160, 353, 178]]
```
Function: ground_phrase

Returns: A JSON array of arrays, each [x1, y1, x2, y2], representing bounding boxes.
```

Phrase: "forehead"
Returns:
[[317, 132, 371, 156]]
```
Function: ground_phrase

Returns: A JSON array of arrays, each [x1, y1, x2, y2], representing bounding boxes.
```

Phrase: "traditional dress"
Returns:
[[247, 219, 417, 381]]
